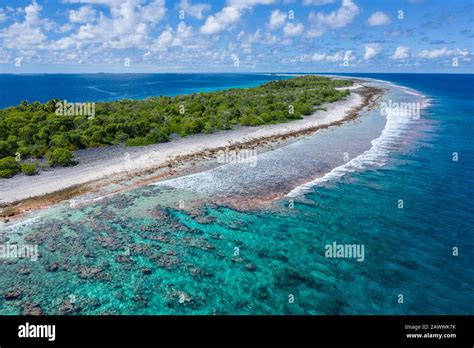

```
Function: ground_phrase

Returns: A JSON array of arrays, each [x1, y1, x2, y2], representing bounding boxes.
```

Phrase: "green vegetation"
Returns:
[[0, 76, 352, 177], [20, 162, 38, 176], [46, 148, 76, 167], [0, 157, 21, 178]]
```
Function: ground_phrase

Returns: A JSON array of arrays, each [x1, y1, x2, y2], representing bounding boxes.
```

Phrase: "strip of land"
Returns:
[[0, 81, 382, 220]]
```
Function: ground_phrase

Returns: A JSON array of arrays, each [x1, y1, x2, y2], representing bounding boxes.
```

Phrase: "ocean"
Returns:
[[0, 73, 472, 315], [0, 73, 291, 109]]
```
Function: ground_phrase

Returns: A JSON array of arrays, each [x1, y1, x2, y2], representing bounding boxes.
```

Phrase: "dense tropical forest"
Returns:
[[0, 76, 351, 178]]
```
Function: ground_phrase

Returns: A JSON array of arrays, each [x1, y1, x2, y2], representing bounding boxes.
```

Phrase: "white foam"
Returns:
[[1, 216, 42, 233], [87, 86, 118, 96], [286, 80, 430, 198]]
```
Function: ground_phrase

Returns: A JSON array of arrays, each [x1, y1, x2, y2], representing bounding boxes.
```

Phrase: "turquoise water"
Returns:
[[0, 74, 472, 315]]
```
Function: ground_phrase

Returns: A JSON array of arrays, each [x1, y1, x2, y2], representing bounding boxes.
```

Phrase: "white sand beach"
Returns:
[[0, 82, 378, 213]]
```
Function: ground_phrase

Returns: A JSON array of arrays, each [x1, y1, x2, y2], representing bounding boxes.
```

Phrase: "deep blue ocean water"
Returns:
[[0, 73, 472, 315], [0, 73, 291, 109]]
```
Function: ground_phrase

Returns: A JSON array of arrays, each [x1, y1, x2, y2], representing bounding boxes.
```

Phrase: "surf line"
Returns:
[[286, 80, 429, 197]]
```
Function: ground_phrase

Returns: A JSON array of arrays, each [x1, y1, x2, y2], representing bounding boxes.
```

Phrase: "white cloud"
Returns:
[[151, 27, 174, 51], [24, 0, 42, 25], [303, 0, 336, 5], [238, 29, 261, 43], [4, 0, 470, 72], [311, 49, 355, 63], [177, 21, 193, 38], [416, 47, 469, 59], [0, 0, 48, 50], [179, 0, 211, 20], [305, 28, 325, 38], [391, 46, 410, 59], [308, 0, 360, 37], [367, 11, 391, 26], [311, 52, 326, 61], [57, 0, 167, 50], [416, 47, 450, 59], [0, 10, 8, 24], [343, 50, 355, 61], [238, 29, 266, 54], [268, 9, 286, 30], [200, 0, 275, 34], [151, 22, 196, 52], [69, 6, 96, 23], [283, 22, 304, 37], [364, 43, 381, 60], [263, 32, 279, 44], [200, 6, 240, 34], [139, 0, 168, 23], [56, 23, 74, 33], [298, 54, 312, 62], [227, 0, 274, 7]]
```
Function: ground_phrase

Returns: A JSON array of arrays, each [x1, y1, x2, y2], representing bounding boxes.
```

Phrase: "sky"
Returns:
[[0, 0, 472, 73]]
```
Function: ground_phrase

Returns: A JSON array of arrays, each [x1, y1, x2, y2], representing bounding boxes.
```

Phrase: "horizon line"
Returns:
[[1, 71, 473, 75]]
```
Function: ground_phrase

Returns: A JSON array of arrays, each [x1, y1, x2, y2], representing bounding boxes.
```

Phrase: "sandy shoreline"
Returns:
[[0, 82, 382, 219]]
